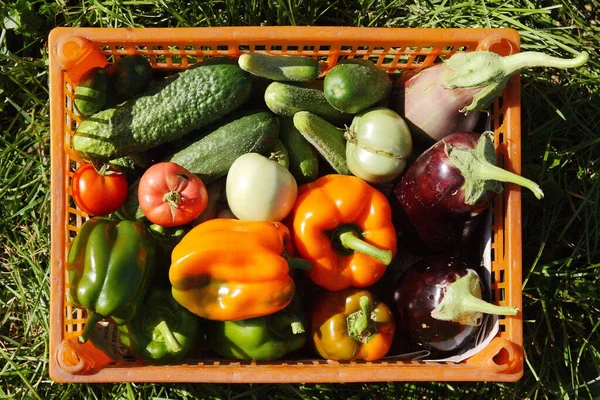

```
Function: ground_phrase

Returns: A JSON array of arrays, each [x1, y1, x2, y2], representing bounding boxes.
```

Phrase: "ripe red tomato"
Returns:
[[71, 163, 128, 216], [138, 162, 208, 227]]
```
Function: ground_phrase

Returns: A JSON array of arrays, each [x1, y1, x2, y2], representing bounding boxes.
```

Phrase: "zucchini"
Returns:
[[292, 111, 351, 175], [165, 110, 279, 183], [264, 81, 351, 123], [279, 117, 319, 183], [238, 52, 321, 82], [73, 57, 253, 162]]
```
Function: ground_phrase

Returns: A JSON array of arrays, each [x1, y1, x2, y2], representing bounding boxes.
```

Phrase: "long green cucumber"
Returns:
[[238, 52, 321, 82], [292, 111, 351, 175], [73, 57, 253, 161], [264, 81, 351, 123], [165, 110, 279, 183], [279, 117, 319, 183]]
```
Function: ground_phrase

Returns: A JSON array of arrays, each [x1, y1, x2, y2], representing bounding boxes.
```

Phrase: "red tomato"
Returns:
[[138, 162, 208, 227], [71, 163, 128, 216]]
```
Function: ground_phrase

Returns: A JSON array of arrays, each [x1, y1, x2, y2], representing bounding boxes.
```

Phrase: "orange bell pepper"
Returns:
[[311, 288, 395, 361], [287, 174, 397, 291], [169, 218, 303, 321]]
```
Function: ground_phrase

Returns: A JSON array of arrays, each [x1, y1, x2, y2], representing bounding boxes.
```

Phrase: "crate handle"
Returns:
[[465, 336, 523, 374], [54, 35, 108, 85], [476, 35, 516, 57]]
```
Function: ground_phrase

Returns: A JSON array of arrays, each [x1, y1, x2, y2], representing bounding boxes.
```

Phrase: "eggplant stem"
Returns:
[[476, 161, 544, 200], [155, 320, 182, 353], [458, 293, 519, 317], [502, 51, 589, 77], [339, 231, 392, 265]]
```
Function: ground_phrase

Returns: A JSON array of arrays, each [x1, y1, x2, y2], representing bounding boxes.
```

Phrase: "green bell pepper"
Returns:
[[67, 218, 156, 343], [205, 296, 307, 361], [118, 286, 202, 364]]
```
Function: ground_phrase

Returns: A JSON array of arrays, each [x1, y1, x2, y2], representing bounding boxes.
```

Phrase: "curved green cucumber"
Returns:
[[239, 52, 321, 82], [279, 117, 319, 183], [165, 110, 280, 183], [73, 57, 253, 162], [264, 81, 351, 123], [292, 111, 351, 175]]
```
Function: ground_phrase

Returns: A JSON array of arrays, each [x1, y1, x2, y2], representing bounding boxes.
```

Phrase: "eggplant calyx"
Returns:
[[445, 131, 544, 205], [431, 269, 519, 326], [442, 50, 589, 114]]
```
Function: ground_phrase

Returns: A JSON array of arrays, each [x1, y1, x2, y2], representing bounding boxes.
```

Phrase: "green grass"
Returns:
[[1, 0, 599, 399]]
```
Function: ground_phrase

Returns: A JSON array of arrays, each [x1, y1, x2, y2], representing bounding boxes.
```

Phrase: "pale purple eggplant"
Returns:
[[396, 50, 589, 143]]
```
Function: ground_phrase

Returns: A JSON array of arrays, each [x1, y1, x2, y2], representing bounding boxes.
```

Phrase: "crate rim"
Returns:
[[49, 26, 524, 384]]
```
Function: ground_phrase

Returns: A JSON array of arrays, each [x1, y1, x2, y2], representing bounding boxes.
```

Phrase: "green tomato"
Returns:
[[226, 153, 298, 221], [345, 107, 413, 184]]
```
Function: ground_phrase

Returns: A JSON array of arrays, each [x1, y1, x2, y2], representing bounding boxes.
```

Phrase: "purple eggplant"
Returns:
[[392, 131, 543, 253], [396, 50, 588, 143], [394, 255, 518, 356]]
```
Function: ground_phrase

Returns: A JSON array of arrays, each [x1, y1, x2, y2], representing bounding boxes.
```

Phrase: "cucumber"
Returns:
[[267, 138, 290, 169], [107, 54, 153, 103], [238, 52, 321, 82], [279, 117, 319, 183], [165, 110, 279, 183], [264, 81, 351, 123], [74, 67, 110, 117], [292, 111, 351, 175], [73, 57, 253, 162], [323, 58, 392, 114]]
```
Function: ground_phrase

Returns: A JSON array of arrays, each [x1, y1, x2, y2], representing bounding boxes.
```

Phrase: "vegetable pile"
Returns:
[[63, 47, 588, 369]]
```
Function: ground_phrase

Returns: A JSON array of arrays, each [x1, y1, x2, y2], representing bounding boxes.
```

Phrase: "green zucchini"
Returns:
[[73, 57, 253, 162], [292, 111, 351, 175], [238, 52, 321, 82], [264, 81, 351, 123], [279, 117, 319, 183], [165, 110, 279, 183]]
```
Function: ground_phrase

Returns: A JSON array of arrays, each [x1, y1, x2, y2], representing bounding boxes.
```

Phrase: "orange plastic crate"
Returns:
[[49, 26, 524, 383]]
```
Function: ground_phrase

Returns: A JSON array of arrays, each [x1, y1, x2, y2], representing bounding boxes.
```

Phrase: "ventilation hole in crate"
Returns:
[[368, 55, 382, 65], [398, 54, 411, 65], [217, 45, 228, 51], [490, 247, 495, 262], [100, 45, 111, 53], [491, 290, 496, 301], [285, 45, 298, 52], [492, 347, 511, 366], [319, 45, 331, 52], [405, 46, 418, 53], [413, 54, 427, 65], [500, 288, 506, 301], [171, 55, 182, 65], [186, 55, 198, 65], [336, 55, 350, 63], [270, 45, 283, 51], [497, 95, 504, 111], [491, 271, 495, 284], [253, 45, 265, 51], [422, 46, 434, 53], [340, 45, 353, 52], [302, 45, 315, 52], [499, 323, 506, 332], [381, 54, 397, 66], [154, 55, 167, 65], [152, 45, 164, 51], [357, 45, 369, 52], [497, 114, 505, 130]]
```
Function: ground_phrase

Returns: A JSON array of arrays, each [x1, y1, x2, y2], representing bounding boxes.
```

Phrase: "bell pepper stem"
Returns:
[[155, 320, 182, 353], [269, 311, 305, 337], [347, 296, 374, 343], [78, 311, 102, 343], [338, 231, 393, 265]]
